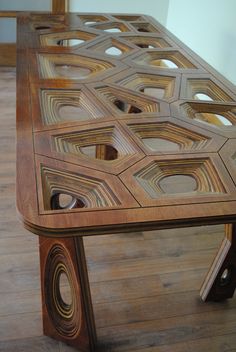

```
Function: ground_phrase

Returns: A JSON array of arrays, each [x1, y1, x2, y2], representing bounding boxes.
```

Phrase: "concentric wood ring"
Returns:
[[45, 244, 82, 338]]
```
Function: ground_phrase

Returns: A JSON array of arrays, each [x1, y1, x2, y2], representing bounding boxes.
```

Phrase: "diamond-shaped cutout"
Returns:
[[40, 30, 97, 47], [40, 88, 107, 125], [112, 70, 179, 101], [124, 119, 225, 154], [38, 53, 114, 80], [94, 84, 161, 115], [131, 50, 197, 70], [34, 122, 144, 174], [181, 76, 235, 102]]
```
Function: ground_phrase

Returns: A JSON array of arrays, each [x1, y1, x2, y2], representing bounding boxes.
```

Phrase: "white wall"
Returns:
[[70, 0, 170, 26], [0, 0, 51, 42], [166, 0, 236, 85], [0, 0, 51, 11]]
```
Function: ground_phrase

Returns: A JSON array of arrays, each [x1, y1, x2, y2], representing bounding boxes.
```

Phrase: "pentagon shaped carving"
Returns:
[[120, 35, 173, 49], [38, 53, 115, 81], [181, 75, 236, 102], [110, 69, 180, 102], [34, 122, 144, 174], [85, 37, 135, 58], [91, 84, 167, 116], [40, 30, 97, 48], [121, 117, 226, 154], [89, 21, 132, 33], [36, 156, 139, 213], [120, 155, 236, 207], [171, 101, 236, 138], [129, 49, 199, 72], [41, 166, 120, 211], [39, 88, 108, 126]]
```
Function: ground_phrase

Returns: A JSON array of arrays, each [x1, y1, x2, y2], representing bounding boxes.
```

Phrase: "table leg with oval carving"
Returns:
[[39, 236, 96, 351], [200, 224, 236, 301]]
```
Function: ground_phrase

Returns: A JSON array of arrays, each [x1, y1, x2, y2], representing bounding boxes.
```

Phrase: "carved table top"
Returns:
[[16, 12, 236, 237]]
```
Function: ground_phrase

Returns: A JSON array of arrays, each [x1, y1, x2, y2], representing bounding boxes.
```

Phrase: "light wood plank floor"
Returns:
[[1, 67, 236, 352]]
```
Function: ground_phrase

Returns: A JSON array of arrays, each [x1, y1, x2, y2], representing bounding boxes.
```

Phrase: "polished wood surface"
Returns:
[[16, 13, 236, 237]]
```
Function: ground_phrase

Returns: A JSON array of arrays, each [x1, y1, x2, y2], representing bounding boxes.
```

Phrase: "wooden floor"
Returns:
[[1, 66, 236, 352]]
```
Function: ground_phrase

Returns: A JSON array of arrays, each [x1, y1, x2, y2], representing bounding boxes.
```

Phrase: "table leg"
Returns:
[[200, 224, 236, 301], [39, 236, 97, 351]]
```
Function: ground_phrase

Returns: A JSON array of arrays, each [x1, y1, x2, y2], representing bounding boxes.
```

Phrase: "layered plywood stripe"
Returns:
[[17, 12, 236, 236]]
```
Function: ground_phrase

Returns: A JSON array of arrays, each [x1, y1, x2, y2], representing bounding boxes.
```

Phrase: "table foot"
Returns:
[[39, 236, 96, 351], [200, 224, 236, 301]]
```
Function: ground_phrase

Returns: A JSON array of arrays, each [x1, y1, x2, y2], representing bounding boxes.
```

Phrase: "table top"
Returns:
[[16, 12, 236, 237]]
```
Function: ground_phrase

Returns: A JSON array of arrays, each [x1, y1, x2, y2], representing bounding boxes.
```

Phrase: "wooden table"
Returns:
[[16, 12, 236, 351]]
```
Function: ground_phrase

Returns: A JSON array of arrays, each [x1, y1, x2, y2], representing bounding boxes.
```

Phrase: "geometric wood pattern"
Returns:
[[16, 12, 236, 351]]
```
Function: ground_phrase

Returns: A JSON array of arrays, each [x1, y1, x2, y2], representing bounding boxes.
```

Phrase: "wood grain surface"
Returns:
[[16, 12, 236, 237]]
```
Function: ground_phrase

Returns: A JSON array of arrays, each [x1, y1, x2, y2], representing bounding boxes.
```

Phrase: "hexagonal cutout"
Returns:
[[49, 123, 144, 174], [179, 102, 236, 129], [134, 157, 226, 199], [38, 53, 114, 80], [120, 35, 172, 49], [132, 50, 197, 70], [181, 77, 235, 102], [86, 37, 134, 57], [40, 30, 97, 47], [127, 121, 213, 153], [40, 89, 106, 125], [37, 156, 139, 212], [95, 85, 160, 115], [114, 71, 178, 101]]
